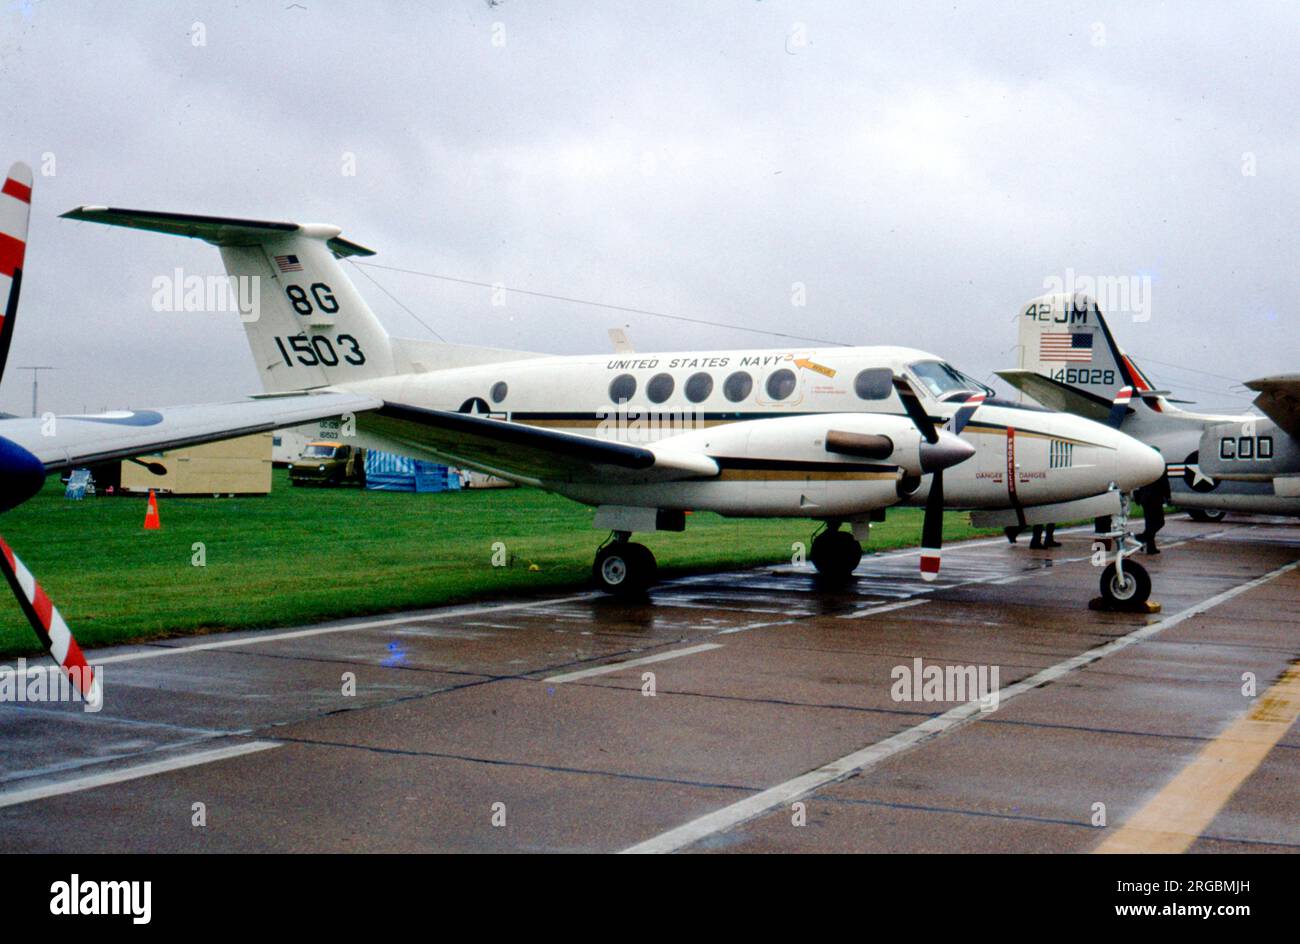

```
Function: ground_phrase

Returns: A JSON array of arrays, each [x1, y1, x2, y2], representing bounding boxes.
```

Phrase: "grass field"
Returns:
[[0, 470, 1002, 656]]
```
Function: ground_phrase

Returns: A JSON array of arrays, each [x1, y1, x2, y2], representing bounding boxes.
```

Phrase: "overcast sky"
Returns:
[[1, 1, 1296, 415]]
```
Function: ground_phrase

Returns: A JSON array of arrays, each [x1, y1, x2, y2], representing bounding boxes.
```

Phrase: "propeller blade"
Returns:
[[0, 161, 33, 387], [1106, 386, 1134, 428], [892, 376, 939, 444], [920, 471, 944, 581], [948, 392, 987, 436], [0, 536, 100, 704]]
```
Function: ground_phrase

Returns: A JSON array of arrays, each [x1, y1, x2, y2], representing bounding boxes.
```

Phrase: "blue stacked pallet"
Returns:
[[413, 461, 462, 493], [364, 450, 461, 493]]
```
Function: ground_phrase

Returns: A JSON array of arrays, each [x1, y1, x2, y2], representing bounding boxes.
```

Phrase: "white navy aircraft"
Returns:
[[0, 165, 1168, 691], [999, 293, 1299, 521]]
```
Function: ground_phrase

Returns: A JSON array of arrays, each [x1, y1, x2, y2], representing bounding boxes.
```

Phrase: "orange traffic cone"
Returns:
[[143, 490, 161, 530]]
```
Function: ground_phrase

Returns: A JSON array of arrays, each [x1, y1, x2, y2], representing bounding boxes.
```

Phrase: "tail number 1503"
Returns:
[[274, 334, 367, 368]]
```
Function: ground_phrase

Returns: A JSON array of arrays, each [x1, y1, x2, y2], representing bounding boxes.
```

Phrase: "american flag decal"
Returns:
[[1040, 332, 1094, 363], [274, 254, 303, 273]]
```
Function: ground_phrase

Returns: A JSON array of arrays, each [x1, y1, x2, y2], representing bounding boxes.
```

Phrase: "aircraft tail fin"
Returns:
[[61, 206, 402, 392], [1015, 292, 1156, 405]]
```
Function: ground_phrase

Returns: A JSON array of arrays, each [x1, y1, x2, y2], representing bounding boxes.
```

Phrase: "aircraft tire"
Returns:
[[810, 530, 862, 580], [1099, 560, 1151, 606], [594, 542, 657, 595], [1186, 508, 1226, 523]]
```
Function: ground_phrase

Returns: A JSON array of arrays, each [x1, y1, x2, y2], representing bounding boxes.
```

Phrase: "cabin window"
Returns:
[[646, 373, 675, 404], [908, 360, 989, 399], [685, 372, 713, 403], [766, 368, 797, 401], [1219, 438, 1235, 459], [1259, 436, 1273, 459], [1237, 437, 1254, 460], [723, 371, 753, 402], [609, 373, 637, 403], [490, 381, 508, 403], [854, 367, 893, 400]]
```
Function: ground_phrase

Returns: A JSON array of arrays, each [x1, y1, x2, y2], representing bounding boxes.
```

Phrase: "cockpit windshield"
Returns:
[[908, 361, 994, 401]]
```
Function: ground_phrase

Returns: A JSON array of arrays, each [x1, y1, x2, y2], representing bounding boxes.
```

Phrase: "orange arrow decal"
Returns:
[[793, 358, 836, 378]]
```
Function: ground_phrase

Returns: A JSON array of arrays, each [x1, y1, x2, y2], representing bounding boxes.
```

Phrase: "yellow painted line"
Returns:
[[1095, 662, 1300, 854]]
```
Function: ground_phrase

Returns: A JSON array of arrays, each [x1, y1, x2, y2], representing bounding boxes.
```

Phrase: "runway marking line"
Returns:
[[0, 740, 279, 809], [91, 594, 598, 666], [838, 599, 929, 620], [1094, 660, 1300, 854], [621, 559, 1299, 854], [544, 643, 724, 684]]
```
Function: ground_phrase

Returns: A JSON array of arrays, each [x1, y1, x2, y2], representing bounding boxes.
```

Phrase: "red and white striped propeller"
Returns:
[[0, 161, 99, 703]]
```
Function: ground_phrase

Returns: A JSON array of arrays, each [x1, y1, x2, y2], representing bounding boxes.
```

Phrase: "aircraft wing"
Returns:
[[1245, 374, 1300, 439], [0, 391, 381, 472], [361, 403, 719, 486], [995, 370, 1115, 423]]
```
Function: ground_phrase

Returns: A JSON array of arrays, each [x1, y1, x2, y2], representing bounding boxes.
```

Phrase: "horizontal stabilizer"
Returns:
[[61, 206, 375, 257], [996, 369, 1115, 423]]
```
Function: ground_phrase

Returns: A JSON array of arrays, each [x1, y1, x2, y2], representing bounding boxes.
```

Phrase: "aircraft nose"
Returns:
[[919, 430, 976, 473], [0, 436, 45, 514], [1115, 434, 1165, 491]]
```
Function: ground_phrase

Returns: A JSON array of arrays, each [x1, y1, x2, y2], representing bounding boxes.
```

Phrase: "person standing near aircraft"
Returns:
[[1004, 523, 1060, 548], [1135, 471, 1171, 553]]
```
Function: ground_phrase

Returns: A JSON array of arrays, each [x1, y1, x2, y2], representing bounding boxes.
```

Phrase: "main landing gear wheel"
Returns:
[[1187, 508, 1226, 523], [593, 542, 657, 596], [1099, 560, 1151, 606], [810, 529, 863, 580]]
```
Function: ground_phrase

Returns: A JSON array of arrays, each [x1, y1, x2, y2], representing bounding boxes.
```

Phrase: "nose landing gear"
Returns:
[[1094, 493, 1156, 610]]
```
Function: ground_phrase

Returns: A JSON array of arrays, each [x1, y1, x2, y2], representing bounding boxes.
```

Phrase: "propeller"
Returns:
[[920, 461, 944, 580], [949, 391, 986, 435], [0, 162, 98, 704], [892, 376, 979, 581], [1106, 386, 1134, 429], [892, 376, 940, 444]]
